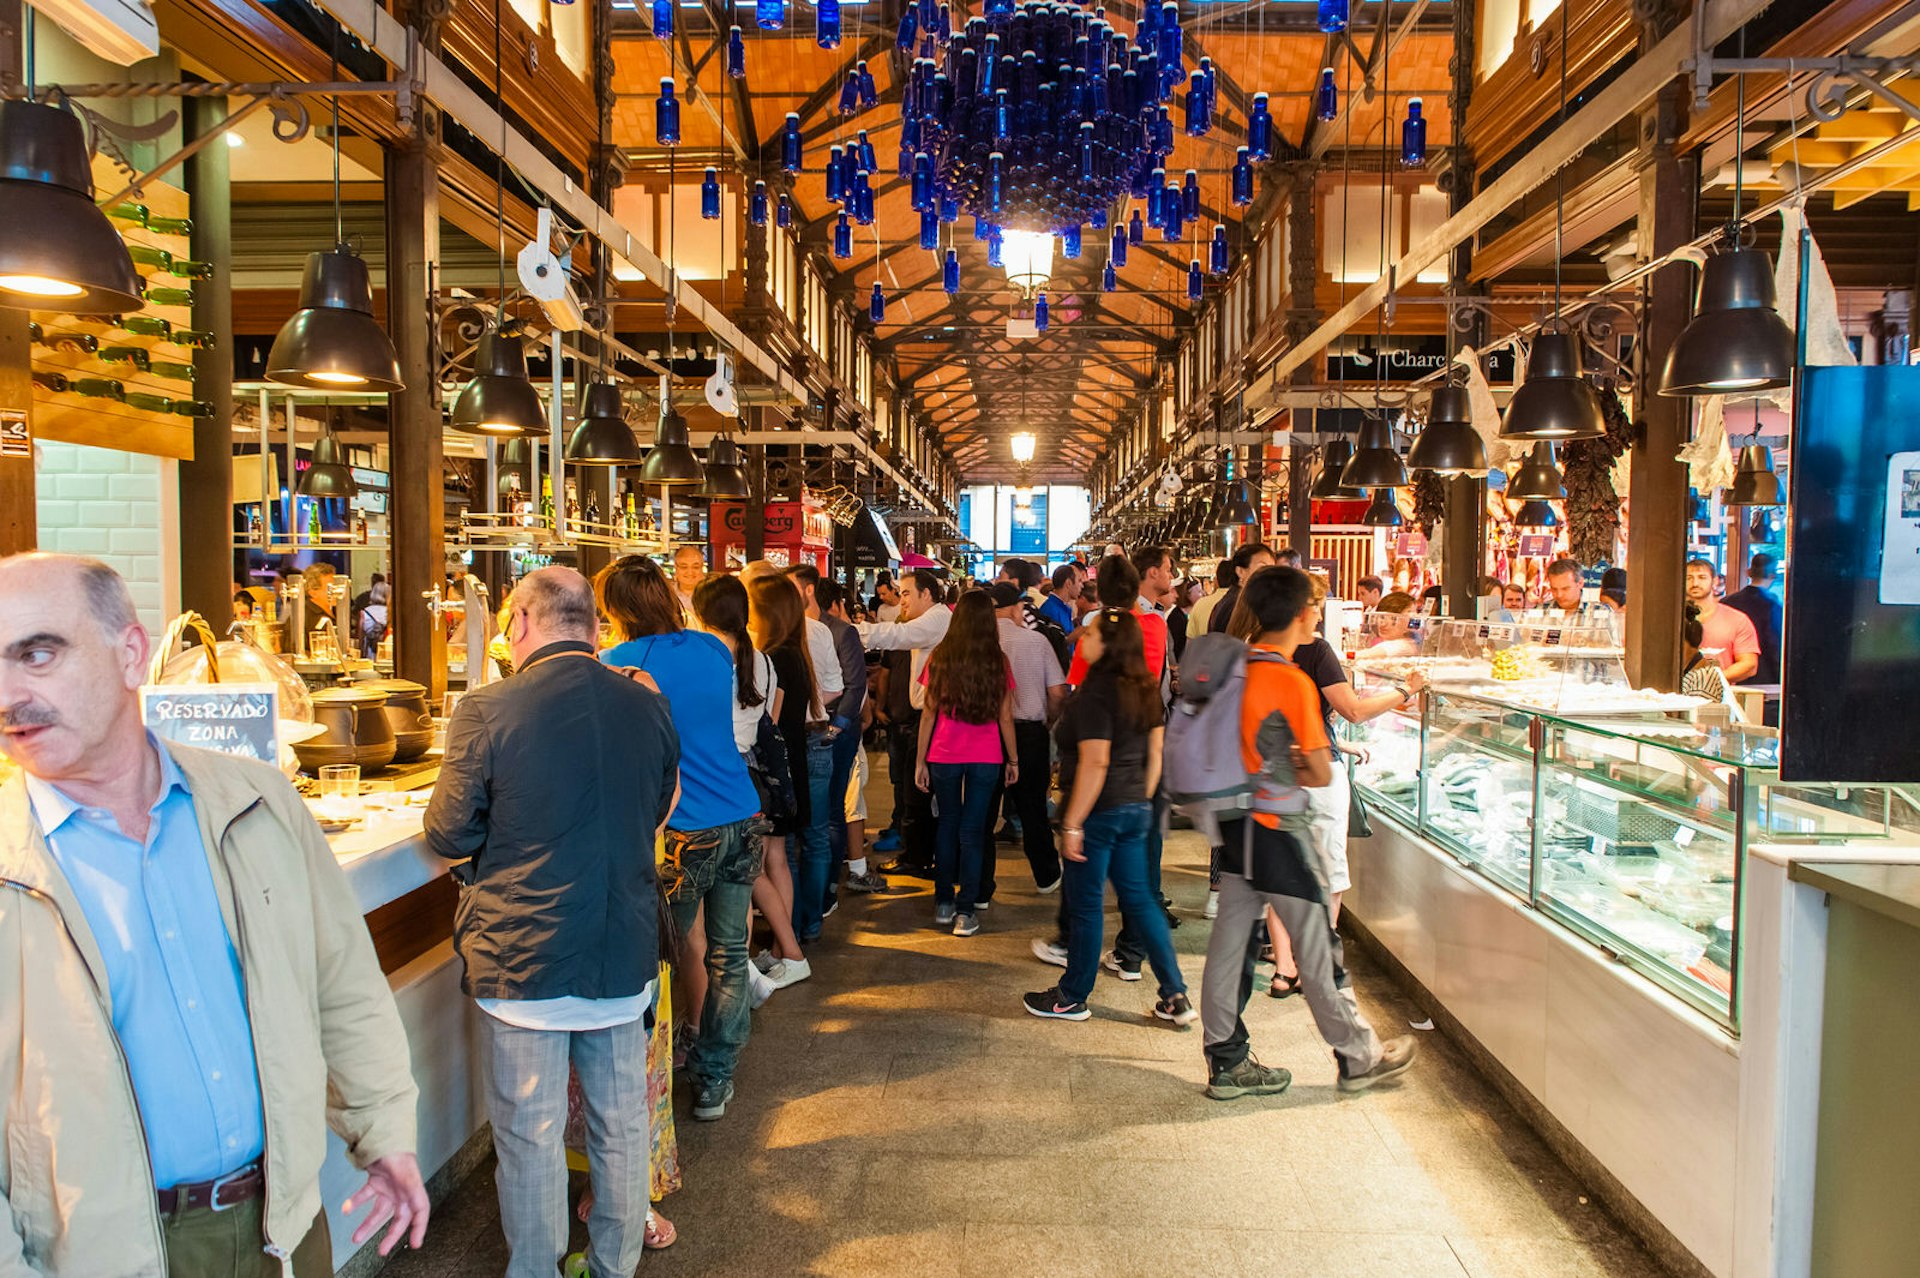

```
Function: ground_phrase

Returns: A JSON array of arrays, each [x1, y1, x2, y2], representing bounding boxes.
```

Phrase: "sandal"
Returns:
[[645, 1209, 678, 1250], [1268, 972, 1302, 1000]]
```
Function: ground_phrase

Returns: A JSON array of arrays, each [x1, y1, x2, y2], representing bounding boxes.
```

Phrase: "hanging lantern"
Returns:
[[698, 434, 750, 500], [297, 429, 357, 497], [1361, 489, 1404, 527], [496, 437, 532, 497], [639, 408, 706, 485], [1506, 442, 1567, 499], [1725, 445, 1784, 506], [1310, 441, 1365, 499], [1514, 499, 1560, 528], [566, 383, 643, 466], [266, 244, 403, 392], [1340, 415, 1408, 488], [1406, 384, 1488, 475], [1501, 331, 1605, 440], [1659, 248, 1796, 396], [0, 101, 143, 314], [451, 327, 546, 437]]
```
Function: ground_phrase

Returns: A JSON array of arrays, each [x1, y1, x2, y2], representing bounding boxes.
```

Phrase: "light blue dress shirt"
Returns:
[[24, 737, 266, 1188]]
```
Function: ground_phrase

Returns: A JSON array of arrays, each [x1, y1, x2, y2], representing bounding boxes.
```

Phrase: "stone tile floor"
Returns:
[[378, 811, 1667, 1277]]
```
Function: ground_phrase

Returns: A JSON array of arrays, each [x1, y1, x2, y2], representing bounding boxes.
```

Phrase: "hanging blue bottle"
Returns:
[[756, 0, 785, 31], [1034, 292, 1049, 332], [777, 193, 793, 228], [869, 282, 885, 323], [1163, 196, 1183, 242], [1183, 169, 1201, 222], [911, 152, 934, 211], [700, 168, 720, 220], [1146, 169, 1165, 226], [1184, 71, 1211, 137], [1401, 97, 1427, 168], [974, 216, 990, 242], [1110, 226, 1127, 268], [817, 0, 840, 49], [987, 226, 1003, 268], [920, 209, 938, 250], [825, 146, 845, 202], [896, 5, 917, 50], [988, 151, 1005, 215], [1316, 0, 1346, 35], [838, 72, 860, 116], [859, 62, 878, 109], [940, 194, 958, 224], [943, 248, 960, 294], [1210, 224, 1228, 275], [984, 0, 1011, 18], [1232, 148, 1253, 207], [1187, 257, 1203, 300], [780, 114, 802, 173], [857, 131, 877, 174], [853, 172, 874, 225], [1102, 259, 1118, 292], [1079, 121, 1095, 179], [727, 26, 747, 78], [833, 214, 852, 259], [1063, 226, 1082, 259], [1248, 92, 1273, 160], [1128, 209, 1144, 244], [654, 78, 680, 147], [1158, 2, 1181, 70], [651, 0, 672, 42], [1315, 68, 1337, 122], [750, 181, 768, 227], [1090, 207, 1107, 231]]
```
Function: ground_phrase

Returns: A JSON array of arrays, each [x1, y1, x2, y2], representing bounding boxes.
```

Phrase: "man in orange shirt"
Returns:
[[1199, 566, 1416, 1101]]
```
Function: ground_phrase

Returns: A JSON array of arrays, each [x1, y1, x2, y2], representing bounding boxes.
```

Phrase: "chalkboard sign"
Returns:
[[142, 684, 280, 764]]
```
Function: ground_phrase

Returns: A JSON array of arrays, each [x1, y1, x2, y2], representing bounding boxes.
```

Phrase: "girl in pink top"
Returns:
[[915, 590, 1018, 936]]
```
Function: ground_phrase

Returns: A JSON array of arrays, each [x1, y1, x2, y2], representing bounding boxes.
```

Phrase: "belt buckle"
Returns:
[[208, 1164, 254, 1212]]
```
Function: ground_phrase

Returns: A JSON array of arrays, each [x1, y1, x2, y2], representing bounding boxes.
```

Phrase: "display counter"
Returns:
[[1339, 686, 1920, 1277]]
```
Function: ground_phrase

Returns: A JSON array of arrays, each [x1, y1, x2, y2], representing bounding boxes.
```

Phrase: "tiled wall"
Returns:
[[34, 440, 180, 634]]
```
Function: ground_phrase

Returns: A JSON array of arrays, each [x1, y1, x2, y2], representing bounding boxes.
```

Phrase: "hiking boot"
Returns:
[[1338, 1036, 1418, 1094], [1023, 988, 1091, 1021], [1206, 1056, 1293, 1102]]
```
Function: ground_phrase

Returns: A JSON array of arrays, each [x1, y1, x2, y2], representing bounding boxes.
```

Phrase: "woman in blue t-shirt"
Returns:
[[595, 554, 761, 1117]]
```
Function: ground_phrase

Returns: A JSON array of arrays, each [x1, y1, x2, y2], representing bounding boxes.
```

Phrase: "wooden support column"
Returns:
[[1283, 163, 1319, 561], [0, 0, 33, 558], [386, 125, 446, 700], [178, 96, 235, 618], [1443, 0, 1484, 621], [1625, 81, 1694, 691], [745, 407, 767, 561]]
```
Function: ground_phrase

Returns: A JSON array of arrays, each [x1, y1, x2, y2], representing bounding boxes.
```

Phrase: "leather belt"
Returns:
[[157, 1162, 264, 1214]]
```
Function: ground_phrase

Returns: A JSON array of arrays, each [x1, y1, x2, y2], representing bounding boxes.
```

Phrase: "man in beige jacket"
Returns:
[[0, 554, 426, 1276]]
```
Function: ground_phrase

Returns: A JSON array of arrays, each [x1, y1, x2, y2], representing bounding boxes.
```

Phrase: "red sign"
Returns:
[[1518, 534, 1556, 558], [1393, 533, 1428, 558]]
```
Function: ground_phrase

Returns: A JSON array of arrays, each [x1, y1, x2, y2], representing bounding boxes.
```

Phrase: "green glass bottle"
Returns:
[[168, 399, 215, 419], [126, 244, 173, 271], [122, 391, 174, 414], [119, 315, 172, 338], [98, 346, 151, 370], [31, 370, 69, 393], [143, 285, 195, 307], [149, 360, 195, 383], [70, 377, 125, 400], [146, 215, 193, 236], [168, 328, 214, 350], [33, 327, 97, 354], [167, 259, 214, 281], [106, 202, 149, 225]]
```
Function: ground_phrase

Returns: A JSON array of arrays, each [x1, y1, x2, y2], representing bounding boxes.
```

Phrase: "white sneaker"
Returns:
[[765, 956, 813, 990], [973, 900, 991, 912], [1204, 890, 1219, 920], [748, 963, 777, 1009], [1031, 937, 1068, 968], [753, 949, 778, 974]]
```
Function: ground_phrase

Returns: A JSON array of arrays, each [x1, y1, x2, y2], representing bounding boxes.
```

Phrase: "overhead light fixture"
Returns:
[[1659, 249, 1796, 396], [496, 437, 533, 496], [698, 433, 750, 499], [297, 428, 357, 497], [1514, 499, 1560, 528], [1407, 384, 1489, 475], [0, 100, 143, 313], [266, 245, 404, 391], [1506, 442, 1567, 500], [1725, 444, 1783, 506], [1310, 441, 1365, 500], [1361, 489, 1403, 527], [1014, 484, 1034, 507], [1002, 230, 1053, 299], [451, 327, 547, 437], [638, 405, 706, 485], [1010, 431, 1037, 463], [1502, 332, 1604, 440], [565, 383, 643, 465], [1340, 415, 1408, 488], [1217, 476, 1259, 528]]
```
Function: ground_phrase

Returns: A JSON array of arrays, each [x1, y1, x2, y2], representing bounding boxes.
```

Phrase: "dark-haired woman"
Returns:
[[748, 574, 834, 946], [1681, 604, 1730, 702], [596, 555, 761, 1122], [693, 575, 808, 1002], [1025, 608, 1196, 1026], [915, 590, 1016, 937]]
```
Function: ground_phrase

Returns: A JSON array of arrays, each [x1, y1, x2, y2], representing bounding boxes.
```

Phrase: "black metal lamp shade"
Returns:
[[697, 433, 750, 498], [0, 101, 143, 314], [1310, 440, 1365, 499], [1501, 332, 1605, 440], [297, 431, 357, 498], [1218, 477, 1260, 527], [565, 383, 643, 465], [1514, 499, 1559, 528], [638, 408, 706, 485], [452, 330, 547, 437], [1658, 249, 1795, 397], [1407, 385, 1489, 474], [1340, 415, 1408, 488], [266, 245, 403, 391], [1361, 488, 1404, 526], [1725, 444, 1783, 506], [496, 437, 533, 495], [1506, 442, 1567, 500]]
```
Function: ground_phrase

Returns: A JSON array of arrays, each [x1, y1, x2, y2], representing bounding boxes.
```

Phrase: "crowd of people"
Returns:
[[0, 537, 1783, 1276]]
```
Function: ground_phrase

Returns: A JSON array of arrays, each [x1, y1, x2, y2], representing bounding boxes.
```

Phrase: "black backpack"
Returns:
[[1021, 600, 1071, 670]]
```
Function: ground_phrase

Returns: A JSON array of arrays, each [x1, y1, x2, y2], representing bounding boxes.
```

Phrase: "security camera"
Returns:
[[518, 208, 587, 332]]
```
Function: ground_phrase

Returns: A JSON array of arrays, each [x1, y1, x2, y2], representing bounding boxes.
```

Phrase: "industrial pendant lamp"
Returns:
[[1724, 444, 1783, 505], [698, 433, 751, 499], [1340, 415, 1408, 488], [1501, 332, 1605, 439], [496, 437, 532, 496], [1361, 489, 1403, 527], [1659, 250, 1795, 396], [566, 383, 643, 465], [1407, 383, 1489, 475], [452, 328, 546, 436], [639, 403, 706, 485], [1218, 476, 1260, 528], [267, 246, 403, 390], [1514, 499, 1559, 528], [1310, 441, 1365, 500], [297, 427, 357, 497], [0, 100, 143, 313], [1506, 442, 1567, 500]]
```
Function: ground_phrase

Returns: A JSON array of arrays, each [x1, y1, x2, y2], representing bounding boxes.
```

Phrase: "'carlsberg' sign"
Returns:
[[143, 684, 280, 764]]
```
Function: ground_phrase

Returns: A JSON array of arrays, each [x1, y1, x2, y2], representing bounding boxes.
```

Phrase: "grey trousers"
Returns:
[[1199, 873, 1384, 1077], [481, 1011, 652, 1278]]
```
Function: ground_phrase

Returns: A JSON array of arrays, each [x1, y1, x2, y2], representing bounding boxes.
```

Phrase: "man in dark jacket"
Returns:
[[427, 566, 680, 1278]]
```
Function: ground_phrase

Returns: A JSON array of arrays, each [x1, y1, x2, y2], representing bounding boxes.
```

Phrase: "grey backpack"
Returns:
[[1163, 633, 1310, 848]]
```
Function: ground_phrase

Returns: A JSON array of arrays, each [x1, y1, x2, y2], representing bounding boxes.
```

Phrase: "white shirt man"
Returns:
[[856, 571, 951, 710]]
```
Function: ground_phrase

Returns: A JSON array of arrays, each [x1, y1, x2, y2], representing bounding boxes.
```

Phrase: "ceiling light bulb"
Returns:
[[1011, 432, 1036, 463]]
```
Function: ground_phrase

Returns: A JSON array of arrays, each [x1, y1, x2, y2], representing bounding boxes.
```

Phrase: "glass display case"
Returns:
[[1344, 685, 1920, 1030]]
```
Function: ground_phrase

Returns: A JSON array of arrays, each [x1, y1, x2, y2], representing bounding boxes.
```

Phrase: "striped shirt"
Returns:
[[997, 617, 1066, 722]]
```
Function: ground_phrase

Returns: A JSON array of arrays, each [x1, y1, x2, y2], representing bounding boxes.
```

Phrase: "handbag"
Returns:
[[748, 711, 798, 822], [1346, 755, 1374, 838]]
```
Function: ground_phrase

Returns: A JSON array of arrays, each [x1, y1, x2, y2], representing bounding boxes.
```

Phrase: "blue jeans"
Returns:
[[1061, 802, 1187, 1003], [788, 733, 836, 942], [929, 760, 1000, 911], [665, 819, 755, 1090]]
